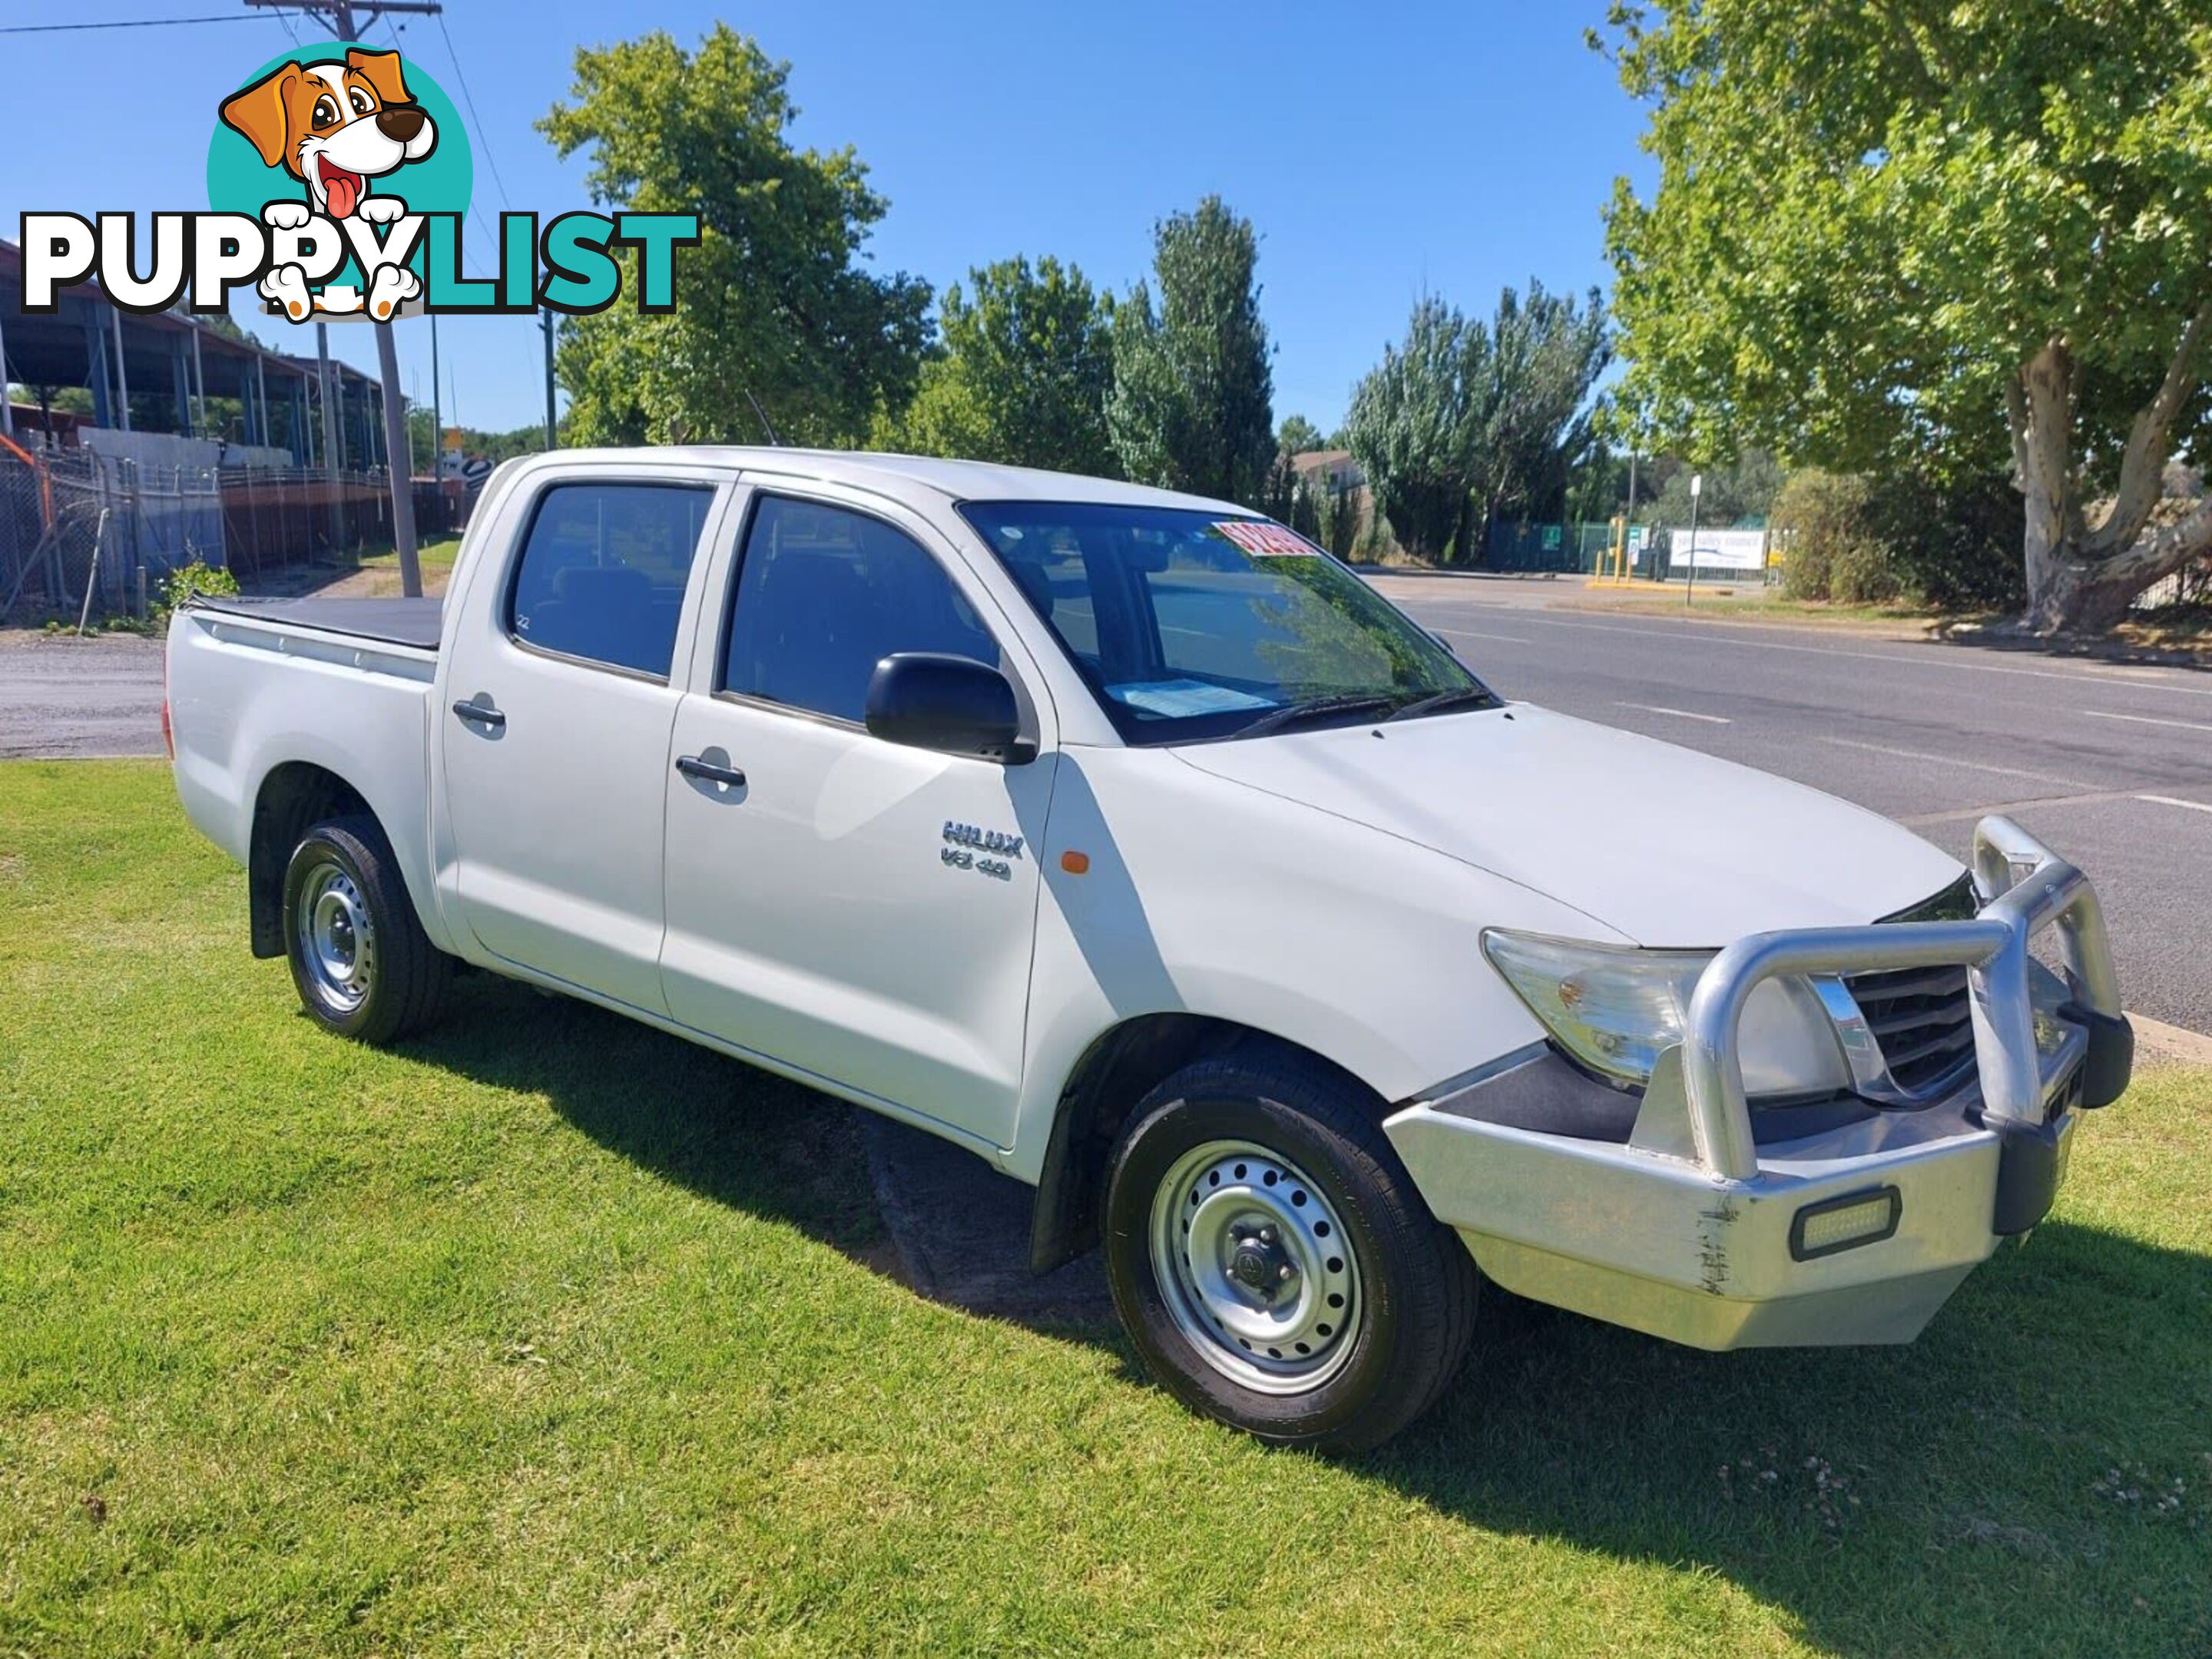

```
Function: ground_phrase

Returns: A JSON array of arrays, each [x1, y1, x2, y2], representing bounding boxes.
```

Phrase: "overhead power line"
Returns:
[[0, 14, 265, 33], [434, 11, 512, 211]]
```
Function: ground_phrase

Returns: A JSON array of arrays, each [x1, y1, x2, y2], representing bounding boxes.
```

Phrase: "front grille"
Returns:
[[1846, 964, 1977, 1095], [1850, 874, 1983, 1096]]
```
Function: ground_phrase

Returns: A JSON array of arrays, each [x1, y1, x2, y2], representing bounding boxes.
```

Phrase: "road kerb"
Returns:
[[2129, 1012, 2212, 1067]]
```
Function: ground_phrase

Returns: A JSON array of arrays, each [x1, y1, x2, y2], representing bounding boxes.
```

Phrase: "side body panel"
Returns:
[[997, 742, 1630, 1181], [166, 608, 455, 952]]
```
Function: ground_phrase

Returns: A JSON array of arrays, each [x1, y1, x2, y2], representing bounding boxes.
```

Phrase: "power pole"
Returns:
[[541, 310, 557, 451], [244, 0, 444, 595], [429, 310, 442, 524], [1684, 471, 1704, 608], [316, 322, 342, 548]]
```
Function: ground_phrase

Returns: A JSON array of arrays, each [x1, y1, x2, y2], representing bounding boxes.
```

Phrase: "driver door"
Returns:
[[658, 488, 1058, 1148]]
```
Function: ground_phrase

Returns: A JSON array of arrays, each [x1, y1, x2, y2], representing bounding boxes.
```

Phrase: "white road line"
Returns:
[[1617, 701, 1731, 724], [1817, 737, 2098, 790], [2085, 709, 2212, 735], [1899, 789, 2147, 828], [1395, 599, 2212, 698], [2138, 793, 2212, 816], [1439, 628, 1535, 644]]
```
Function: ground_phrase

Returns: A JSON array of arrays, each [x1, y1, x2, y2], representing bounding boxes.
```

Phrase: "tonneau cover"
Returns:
[[187, 594, 444, 652]]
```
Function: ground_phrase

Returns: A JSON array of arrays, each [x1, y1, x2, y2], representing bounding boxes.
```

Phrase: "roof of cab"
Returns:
[[525, 445, 1253, 518]]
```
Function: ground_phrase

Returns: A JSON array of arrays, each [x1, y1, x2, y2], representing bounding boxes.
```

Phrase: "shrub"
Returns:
[[1771, 470, 1883, 601], [1882, 472, 2024, 611], [1772, 469, 2023, 611], [156, 561, 239, 622]]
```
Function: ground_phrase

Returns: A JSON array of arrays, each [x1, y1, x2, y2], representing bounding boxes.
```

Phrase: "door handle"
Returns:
[[676, 753, 747, 788], [452, 699, 506, 729]]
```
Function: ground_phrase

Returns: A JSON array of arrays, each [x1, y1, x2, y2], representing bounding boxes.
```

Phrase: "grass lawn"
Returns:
[[3, 761, 2208, 1656], [346, 538, 464, 599]]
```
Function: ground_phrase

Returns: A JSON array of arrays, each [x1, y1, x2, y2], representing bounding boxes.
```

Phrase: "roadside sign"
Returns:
[[1673, 528, 1766, 571]]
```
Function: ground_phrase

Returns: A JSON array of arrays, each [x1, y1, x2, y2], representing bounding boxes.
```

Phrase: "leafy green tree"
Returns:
[[1274, 414, 1326, 456], [1465, 282, 1611, 538], [1345, 284, 1610, 562], [873, 257, 1115, 475], [540, 27, 932, 449], [1343, 296, 1479, 561], [1637, 451, 1783, 529], [1600, 2, 2212, 631], [1107, 197, 1276, 505]]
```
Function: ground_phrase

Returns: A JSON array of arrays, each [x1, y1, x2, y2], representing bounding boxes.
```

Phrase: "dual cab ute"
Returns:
[[167, 449, 2134, 1450]]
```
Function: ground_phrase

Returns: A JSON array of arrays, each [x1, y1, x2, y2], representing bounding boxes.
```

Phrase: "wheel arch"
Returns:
[[1027, 1012, 1388, 1273], [247, 761, 379, 957]]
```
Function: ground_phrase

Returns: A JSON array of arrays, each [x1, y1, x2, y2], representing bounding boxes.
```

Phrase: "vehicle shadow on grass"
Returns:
[[402, 976, 2210, 1658], [1364, 1224, 2212, 1657]]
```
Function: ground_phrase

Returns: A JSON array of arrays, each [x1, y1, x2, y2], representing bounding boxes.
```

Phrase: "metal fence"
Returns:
[[0, 437, 414, 624], [0, 442, 222, 621], [1485, 522, 1627, 573]]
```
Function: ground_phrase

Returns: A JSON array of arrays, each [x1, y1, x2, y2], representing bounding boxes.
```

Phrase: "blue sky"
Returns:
[[5, 2, 1654, 438]]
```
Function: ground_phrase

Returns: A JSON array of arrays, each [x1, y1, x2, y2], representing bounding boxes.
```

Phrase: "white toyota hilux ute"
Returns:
[[166, 448, 2135, 1452]]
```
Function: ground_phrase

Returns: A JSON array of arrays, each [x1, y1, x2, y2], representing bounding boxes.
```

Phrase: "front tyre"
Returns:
[[1104, 1054, 1478, 1453], [282, 815, 451, 1045]]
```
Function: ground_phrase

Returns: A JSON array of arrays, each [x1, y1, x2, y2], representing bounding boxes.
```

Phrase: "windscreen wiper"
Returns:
[[1237, 693, 1406, 738], [1379, 684, 1503, 724]]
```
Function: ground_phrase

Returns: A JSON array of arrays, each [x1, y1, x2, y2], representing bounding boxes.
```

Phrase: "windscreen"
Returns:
[[959, 502, 1485, 743]]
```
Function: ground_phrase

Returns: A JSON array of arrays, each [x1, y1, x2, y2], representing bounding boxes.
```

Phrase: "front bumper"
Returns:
[[1382, 816, 2131, 1350]]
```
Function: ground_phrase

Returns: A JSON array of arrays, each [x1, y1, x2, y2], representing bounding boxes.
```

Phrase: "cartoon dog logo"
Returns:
[[218, 48, 436, 321]]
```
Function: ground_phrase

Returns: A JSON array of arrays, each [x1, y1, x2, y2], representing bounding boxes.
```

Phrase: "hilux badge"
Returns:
[[942, 821, 1025, 859]]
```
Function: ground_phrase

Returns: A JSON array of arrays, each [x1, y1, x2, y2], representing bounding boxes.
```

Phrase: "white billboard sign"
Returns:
[[1674, 528, 1767, 571]]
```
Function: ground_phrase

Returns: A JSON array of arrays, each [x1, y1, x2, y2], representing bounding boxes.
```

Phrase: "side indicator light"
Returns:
[[1060, 850, 1090, 876]]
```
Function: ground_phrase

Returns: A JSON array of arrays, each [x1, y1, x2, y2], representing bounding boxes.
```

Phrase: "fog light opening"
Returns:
[[1789, 1187, 1902, 1261]]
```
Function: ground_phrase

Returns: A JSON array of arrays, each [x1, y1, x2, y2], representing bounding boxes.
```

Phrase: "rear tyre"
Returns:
[[1103, 1053, 1479, 1453], [282, 814, 452, 1045]]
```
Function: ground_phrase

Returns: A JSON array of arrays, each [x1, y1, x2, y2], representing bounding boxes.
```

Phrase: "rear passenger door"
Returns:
[[442, 468, 732, 1012], [659, 489, 1057, 1148]]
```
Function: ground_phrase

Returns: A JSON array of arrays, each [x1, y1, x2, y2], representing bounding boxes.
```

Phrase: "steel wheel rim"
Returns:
[[1148, 1138, 1363, 1396], [295, 859, 375, 1016]]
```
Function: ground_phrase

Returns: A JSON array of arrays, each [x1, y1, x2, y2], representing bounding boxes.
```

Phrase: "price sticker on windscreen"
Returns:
[[1213, 520, 1316, 558]]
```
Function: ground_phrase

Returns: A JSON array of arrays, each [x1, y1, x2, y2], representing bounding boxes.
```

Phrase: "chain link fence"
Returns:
[[0, 437, 407, 624]]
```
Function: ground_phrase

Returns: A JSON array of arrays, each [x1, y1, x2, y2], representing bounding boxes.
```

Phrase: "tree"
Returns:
[[1637, 451, 1783, 529], [1343, 283, 1610, 562], [1600, 2, 2212, 632], [1464, 282, 1611, 541], [1343, 296, 1479, 561], [1275, 414, 1326, 456], [539, 27, 932, 449], [874, 256, 1115, 475], [1107, 197, 1276, 505]]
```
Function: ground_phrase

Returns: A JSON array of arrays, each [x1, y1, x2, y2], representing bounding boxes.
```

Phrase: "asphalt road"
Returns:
[[0, 634, 166, 760], [5, 591, 2208, 1031], [1375, 576, 2212, 1035]]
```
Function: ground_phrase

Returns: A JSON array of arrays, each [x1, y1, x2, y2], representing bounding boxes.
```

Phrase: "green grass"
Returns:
[[349, 538, 463, 598], [1574, 591, 1951, 628], [3, 761, 2209, 1657]]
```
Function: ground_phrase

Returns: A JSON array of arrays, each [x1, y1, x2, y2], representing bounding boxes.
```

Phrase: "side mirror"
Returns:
[[864, 652, 1032, 763]]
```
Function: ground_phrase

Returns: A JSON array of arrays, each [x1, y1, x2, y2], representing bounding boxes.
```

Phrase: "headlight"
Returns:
[[1481, 930, 1850, 1098]]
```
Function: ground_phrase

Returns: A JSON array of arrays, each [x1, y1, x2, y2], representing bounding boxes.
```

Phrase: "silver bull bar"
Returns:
[[1681, 816, 2121, 1182], [1383, 816, 2128, 1351]]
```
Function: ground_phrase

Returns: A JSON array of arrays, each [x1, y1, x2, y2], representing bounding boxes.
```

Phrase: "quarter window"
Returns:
[[721, 495, 1002, 723], [508, 482, 714, 677]]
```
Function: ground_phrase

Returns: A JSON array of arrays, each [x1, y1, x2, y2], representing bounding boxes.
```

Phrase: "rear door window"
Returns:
[[508, 482, 714, 678]]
